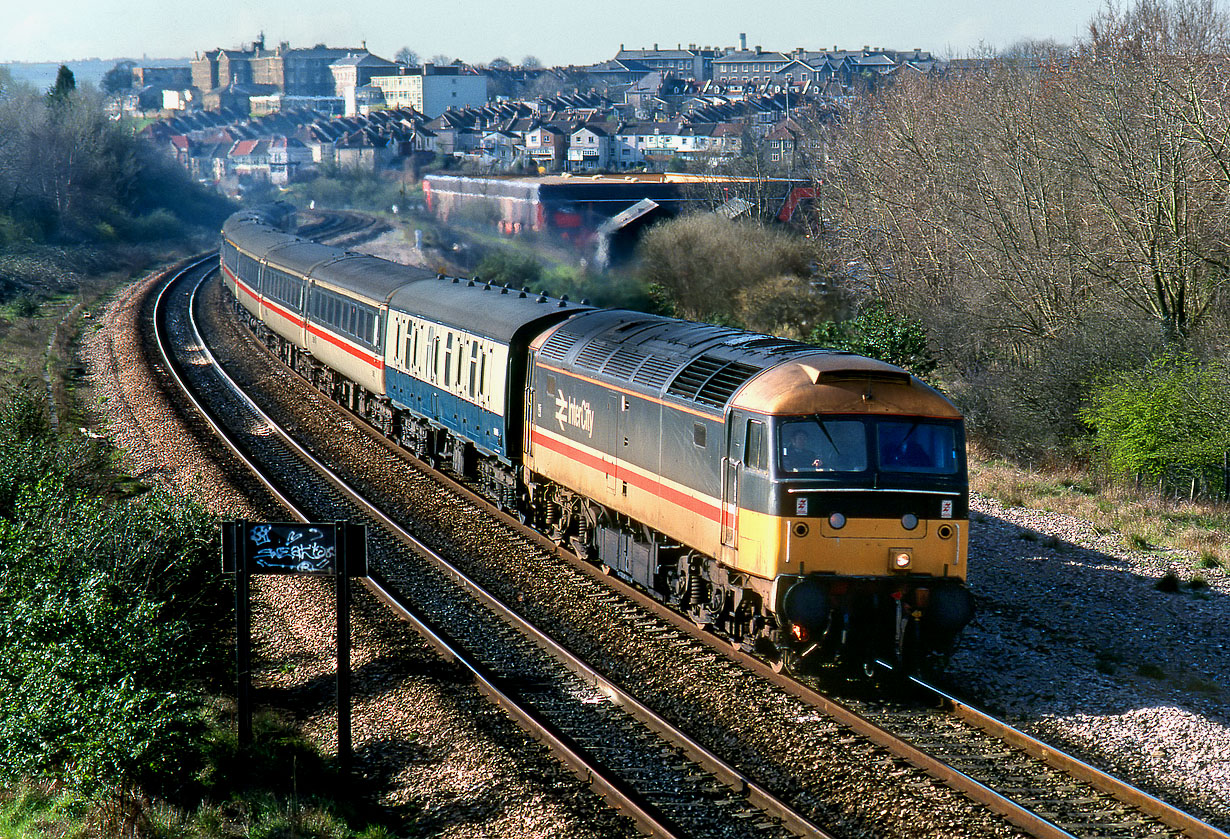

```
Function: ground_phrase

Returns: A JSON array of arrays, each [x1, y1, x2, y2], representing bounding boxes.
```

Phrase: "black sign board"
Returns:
[[220, 520, 367, 775], [222, 521, 367, 576]]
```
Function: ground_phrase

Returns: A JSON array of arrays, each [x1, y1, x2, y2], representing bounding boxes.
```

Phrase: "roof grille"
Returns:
[[602, 346, 644, 380], [539, 329, 578, 361], [667, 355, 761, 407], [575, 339, 619, 371], [632, 356, 678, 388], [818, 369, 911, 386]]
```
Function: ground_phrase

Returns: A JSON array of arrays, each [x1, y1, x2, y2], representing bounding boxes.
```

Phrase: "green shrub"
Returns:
[[10, 295, 39, 318], [810, 301, 937, 379], [476, 249, 543, 288], [0, 394, 230, 827], [1081, 353, 1230, 482]]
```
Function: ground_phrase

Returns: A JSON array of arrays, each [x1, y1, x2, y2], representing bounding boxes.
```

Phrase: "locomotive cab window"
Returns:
[[779, 419, 867, 473], [877, 421, 959, 474]]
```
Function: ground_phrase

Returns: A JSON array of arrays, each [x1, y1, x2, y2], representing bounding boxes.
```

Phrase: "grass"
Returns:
[[971, 456, 1230, 571]]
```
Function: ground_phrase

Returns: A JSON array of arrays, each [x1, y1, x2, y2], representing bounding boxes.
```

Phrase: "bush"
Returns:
[[809, 301, 936, 378], [0, 394, 230, 828], [636, 214, 812, 323], [1081, 353, 1230, 483], [11, 295, 39, 318], [476, 249, 543, 288]]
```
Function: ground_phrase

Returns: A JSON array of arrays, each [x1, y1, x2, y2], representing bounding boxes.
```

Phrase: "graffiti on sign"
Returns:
[[248, 524, 336, 573]]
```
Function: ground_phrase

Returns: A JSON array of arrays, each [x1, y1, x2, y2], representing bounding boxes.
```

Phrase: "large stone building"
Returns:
[[191, 35, 364, 109]]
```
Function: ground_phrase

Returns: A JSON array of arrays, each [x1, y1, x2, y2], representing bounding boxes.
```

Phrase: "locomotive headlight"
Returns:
[[901, 513, 919, 531], [889, 549, 913, 570], [828, 512, 846, 530]]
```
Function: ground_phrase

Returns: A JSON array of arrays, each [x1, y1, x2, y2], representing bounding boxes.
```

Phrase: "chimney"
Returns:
[[739, 33, 747, 50], [755, 45, 762, 54], [653, 43, 659, 50]]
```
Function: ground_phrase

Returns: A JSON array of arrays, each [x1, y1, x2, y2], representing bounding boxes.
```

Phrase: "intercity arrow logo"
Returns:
[[554, 388, 595, 437]]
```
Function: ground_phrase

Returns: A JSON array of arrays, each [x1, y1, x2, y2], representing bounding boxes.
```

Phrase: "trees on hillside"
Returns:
[[0, 78, 231, 244], [817, 0, 1230, 456]]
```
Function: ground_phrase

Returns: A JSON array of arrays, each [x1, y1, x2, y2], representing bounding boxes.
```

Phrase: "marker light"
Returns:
[[790, 622, 810, 642], [901, 513, 919, 530], [828, 512, 846, 530]]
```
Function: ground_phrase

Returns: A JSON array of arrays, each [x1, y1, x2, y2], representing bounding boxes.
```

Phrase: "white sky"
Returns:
[[2, 0, 1103, 66]]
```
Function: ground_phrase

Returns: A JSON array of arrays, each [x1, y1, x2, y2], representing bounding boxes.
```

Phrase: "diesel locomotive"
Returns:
[[220, 208, 974, 672]]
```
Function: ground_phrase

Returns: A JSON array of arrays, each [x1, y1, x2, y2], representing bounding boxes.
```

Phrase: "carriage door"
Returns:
[[722, 411, 745, 548]]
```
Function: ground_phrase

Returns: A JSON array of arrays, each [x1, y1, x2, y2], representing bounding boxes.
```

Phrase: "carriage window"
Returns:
[[745, 420, 766, 470], [443, 333, 454, 386], [468, 342, 480, 395]]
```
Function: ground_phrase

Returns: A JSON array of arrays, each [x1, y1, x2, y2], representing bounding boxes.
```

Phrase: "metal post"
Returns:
[[236, 522, 252, 750], [336, 522, 351, 776]]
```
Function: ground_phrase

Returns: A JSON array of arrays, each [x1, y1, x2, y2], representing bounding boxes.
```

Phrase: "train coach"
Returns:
[[219, 209, 974, 673]]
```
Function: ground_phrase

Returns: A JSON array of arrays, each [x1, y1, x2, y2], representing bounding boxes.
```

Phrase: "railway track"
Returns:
[[144, 234, 1230, 839], [153, 260, 835, 838]]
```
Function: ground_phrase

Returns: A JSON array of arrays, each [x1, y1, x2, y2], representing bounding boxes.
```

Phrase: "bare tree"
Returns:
[[394, 47, 419, 66], [825, 0, 1230, 348], [521, 55, 543, 69], [811, 0, 1230, 453]]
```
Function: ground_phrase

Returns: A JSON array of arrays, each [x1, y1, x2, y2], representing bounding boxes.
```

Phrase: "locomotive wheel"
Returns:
[[772, 649, 798, 674]]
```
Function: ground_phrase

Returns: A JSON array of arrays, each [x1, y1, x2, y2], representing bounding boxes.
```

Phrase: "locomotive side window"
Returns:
[[693, 423, 707, 448], [546, 375, 557, 396], [745, 420, 766, 470]]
